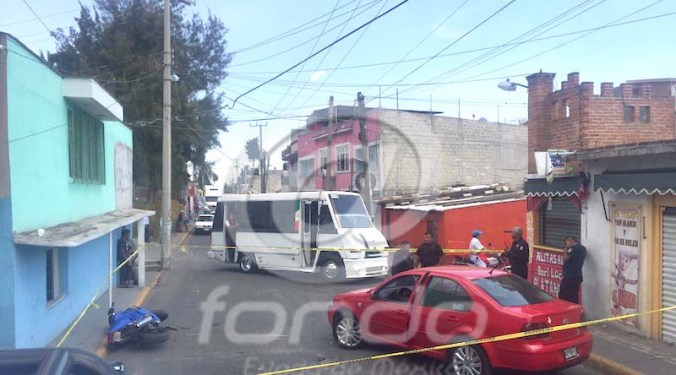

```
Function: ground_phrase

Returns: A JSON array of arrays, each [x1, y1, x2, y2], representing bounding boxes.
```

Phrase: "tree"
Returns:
[[245, 137, 261, 169], [48, 0, 232, 199]]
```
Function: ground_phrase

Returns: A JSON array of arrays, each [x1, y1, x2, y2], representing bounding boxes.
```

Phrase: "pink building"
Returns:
[[293, 105, 381, 194]]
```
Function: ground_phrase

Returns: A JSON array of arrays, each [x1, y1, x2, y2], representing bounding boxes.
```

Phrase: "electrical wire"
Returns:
[[21, 0, 52, 34], [231, 0, 361, 54], [223, 0, 410, 110], [0, 8, 78, 28], [270, 0, 345, 113], [291, 0, 391, 111], [379, 0, 517, 98], [229, 0, 384, 67], [466, 0, 666, 80]]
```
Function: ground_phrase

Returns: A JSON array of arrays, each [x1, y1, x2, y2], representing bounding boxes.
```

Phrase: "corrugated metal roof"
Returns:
[[380, 184, 524, 211]]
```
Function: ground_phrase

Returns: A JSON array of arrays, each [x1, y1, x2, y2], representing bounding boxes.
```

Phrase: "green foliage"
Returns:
[[48, 0, 232, 198], [245, 137, 261, 166]]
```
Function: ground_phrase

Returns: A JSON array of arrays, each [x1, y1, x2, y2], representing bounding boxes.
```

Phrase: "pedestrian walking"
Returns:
[[559, 236, 587, 304], [416, 233, 444, 268], [469, 230, 487, 268], [504, 226, 530, 279], [391, 241, 414, 275]]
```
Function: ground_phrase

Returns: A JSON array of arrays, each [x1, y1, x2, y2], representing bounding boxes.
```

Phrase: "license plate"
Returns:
[[113, 331, 122, 343], [563, 347, 579, 361]]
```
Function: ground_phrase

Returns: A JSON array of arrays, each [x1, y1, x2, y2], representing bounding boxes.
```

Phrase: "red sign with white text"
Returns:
[[530, 246, 564, 297]]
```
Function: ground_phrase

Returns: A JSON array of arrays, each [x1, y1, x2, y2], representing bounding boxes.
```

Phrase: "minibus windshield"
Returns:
[[330, 195, 372, 228]]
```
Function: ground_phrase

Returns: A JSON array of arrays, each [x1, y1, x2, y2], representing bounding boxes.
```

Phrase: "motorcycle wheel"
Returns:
[[151, 309, 169, 322], [139, 327, 170, 345]]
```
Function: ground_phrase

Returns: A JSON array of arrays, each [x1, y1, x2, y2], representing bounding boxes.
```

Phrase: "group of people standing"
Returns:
[[391, 228, 586, 304]]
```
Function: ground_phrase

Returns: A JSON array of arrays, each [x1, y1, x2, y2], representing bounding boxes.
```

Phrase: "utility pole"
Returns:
[[160, 0, 172, 270], [357, 92, 373, 217], [325, 96, 334, 190], [250, 123, 268, 192]]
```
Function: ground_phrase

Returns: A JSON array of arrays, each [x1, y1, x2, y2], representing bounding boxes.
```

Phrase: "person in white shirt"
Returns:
[[469, 230, 487, 268]]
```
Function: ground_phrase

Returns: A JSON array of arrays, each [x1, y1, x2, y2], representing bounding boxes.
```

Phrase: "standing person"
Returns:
[[117, 229, 135, 287], [176, 211, 186, 233], [559, 236, 587, 304], [391, 241, 414, 275], [225, 212, 239, 263], [469, 230, 487, 268], [504, 226, 530, 279], [416, 233, 444, 268], [142, 216, 150, 243]]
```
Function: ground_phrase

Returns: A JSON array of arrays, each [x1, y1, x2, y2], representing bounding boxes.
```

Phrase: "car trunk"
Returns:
[[509, 300, 584, 342]]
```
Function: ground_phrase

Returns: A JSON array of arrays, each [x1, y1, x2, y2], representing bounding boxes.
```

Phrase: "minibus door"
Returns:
[[301, 201, 318, 267]]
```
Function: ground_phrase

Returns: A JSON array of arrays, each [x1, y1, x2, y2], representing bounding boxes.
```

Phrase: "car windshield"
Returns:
[[198, 215, 213, 222], [329, 195, 372, 228], [472, 275, 553, 307], [205, 196, 218, 202]]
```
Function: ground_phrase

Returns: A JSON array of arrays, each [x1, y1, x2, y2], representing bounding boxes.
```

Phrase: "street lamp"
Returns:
[[498, 79, 529, 91]]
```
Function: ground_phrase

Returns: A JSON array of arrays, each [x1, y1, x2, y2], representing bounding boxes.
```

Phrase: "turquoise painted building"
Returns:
[[0, 33, 152, 349]]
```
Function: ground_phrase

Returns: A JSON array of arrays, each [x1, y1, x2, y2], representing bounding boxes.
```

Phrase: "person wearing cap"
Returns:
[[469, 230, 487, 268], [559, 235, 587, 304], [504, 226, 530, 279]]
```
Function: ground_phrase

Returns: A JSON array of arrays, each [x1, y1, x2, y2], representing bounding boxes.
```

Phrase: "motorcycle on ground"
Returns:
[[107, 303, 170, 348]]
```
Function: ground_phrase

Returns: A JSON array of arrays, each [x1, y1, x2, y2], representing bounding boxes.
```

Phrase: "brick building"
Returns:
[[523, 71, 676, 342]]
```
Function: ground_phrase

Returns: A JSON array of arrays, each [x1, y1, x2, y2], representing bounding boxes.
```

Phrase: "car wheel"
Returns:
[[320, 256, 346, 282], [447, 345, 492, 375], [239, 253, 257, 273], [333, 312, 363, 349]]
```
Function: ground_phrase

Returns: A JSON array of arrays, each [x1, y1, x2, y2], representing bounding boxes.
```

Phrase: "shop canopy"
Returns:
[[594, 171, 676, 195], [524, 175, 585, 197]]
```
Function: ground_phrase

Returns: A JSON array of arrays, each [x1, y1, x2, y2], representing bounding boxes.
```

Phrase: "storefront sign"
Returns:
[[611, 205, 641, 326], [530, 246, 564, 297]]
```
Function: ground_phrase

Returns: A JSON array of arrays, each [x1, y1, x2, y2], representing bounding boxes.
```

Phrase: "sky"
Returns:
[[2, 0, 675, 186]]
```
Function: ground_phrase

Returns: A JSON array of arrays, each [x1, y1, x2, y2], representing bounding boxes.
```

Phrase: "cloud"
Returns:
[[310, 70, 327, 81]]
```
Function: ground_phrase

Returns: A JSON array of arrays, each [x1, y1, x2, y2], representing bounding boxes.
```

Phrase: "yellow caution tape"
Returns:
[[55, 248, 140, 348], [258, 304, 676, 375]]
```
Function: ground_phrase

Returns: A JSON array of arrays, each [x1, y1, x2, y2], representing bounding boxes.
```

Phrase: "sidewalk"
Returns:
[[588, 324, 676, 375], [49, 229, 191, 354]]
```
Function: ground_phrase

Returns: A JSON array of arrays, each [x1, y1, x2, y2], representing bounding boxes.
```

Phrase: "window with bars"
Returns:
[[336, 144, 349, 173], [68, 107, 105, 184]]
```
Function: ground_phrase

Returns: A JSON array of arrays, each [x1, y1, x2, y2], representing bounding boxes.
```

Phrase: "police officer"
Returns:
[[504, 226, 529, 279]]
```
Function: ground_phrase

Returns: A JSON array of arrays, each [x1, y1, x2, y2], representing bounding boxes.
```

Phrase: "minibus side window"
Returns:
[[318, 204, 338, 234]]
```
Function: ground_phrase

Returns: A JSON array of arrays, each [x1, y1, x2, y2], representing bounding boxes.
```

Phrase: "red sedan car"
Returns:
[[328, 266, 592, 375]]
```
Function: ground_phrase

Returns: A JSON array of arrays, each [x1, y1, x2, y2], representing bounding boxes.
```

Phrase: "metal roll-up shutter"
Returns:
[[662, 208, 676, 343], [540, 198, 581, 249]]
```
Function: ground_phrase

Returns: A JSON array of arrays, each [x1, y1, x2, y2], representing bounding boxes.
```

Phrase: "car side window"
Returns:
[[419, 277, 473, 312], [374, 275, 419, 303]]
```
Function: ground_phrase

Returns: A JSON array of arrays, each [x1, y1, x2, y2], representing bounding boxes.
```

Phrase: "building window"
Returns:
[[354, 146, 364, 173], [640, 106, 650, 123], [624, 106, 635, 123], [299, 158, 314, 183], [336, 144, 349, 173], [47, 248, 67, 305], [564, 100, 570, 118], [68, 107, 105, 184], [538, 198, 580, 249]]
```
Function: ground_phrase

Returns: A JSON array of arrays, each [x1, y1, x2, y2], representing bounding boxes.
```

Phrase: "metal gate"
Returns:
[[662, 208, 676, 343]]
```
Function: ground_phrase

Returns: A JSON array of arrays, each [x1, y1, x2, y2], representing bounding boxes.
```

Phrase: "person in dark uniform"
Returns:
[[416, 233, 444, 268], [504, 226, 530, 279], [559, 235, 587, 304], [391, 241, 414, 275], [117, 229, 135, 287]]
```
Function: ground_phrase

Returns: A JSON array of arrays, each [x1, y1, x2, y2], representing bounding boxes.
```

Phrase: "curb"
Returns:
[[95, 230, 191, 358], [587, 353, 644, 375]]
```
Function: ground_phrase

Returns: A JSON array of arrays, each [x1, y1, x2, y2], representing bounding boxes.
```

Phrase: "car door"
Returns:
[[361, 274, 420, 346], [409, 276, 477, 350]]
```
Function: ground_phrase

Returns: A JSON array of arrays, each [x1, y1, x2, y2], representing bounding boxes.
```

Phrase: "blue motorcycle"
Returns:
[[107, 303, 170, 347]]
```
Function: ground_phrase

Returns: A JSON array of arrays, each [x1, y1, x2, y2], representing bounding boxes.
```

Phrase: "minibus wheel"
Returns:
[[239, 253, 257, 273], [319, 256, 345, 281]]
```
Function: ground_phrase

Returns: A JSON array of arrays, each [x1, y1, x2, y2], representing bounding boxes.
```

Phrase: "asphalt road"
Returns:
[[107, 234, 604, 375]]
